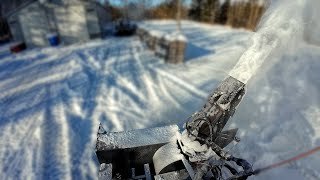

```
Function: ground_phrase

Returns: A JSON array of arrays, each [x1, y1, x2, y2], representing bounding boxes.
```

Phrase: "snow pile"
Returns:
[[149, 30, 164, 38], [164, 32, 187, 42], [139, 23, 187, 42]]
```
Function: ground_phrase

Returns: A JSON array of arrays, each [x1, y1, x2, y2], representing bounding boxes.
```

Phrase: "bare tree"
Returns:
[[124, 0, 128, 19]]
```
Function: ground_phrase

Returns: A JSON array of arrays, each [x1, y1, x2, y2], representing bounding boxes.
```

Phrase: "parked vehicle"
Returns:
[[114, 19, 137, 36]]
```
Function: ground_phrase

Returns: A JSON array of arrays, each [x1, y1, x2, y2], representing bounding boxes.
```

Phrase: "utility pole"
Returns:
[[139, 0, 146, 20], [176, 0, 182, 32]]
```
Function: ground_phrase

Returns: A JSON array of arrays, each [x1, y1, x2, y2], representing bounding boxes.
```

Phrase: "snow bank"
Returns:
[[139, 21, 187, 42], [164, 32, 187, 42]]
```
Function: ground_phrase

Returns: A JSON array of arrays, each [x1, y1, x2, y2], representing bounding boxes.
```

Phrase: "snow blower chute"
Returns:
[[95, 76, 254, 180]]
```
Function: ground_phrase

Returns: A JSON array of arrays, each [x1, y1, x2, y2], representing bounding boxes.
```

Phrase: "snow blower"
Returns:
[[95, 76, 255, 180]]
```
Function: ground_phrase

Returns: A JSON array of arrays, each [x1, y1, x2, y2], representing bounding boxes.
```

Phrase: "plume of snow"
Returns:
[[229, 0, 306, 83], [303, 0, 320, 46]]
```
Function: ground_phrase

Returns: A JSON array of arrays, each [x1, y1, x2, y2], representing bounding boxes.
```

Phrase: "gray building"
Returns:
[[6, 0, 110, 47]]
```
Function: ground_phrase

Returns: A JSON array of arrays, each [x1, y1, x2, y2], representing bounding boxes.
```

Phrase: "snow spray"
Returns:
[[229, 0, 305, 83]]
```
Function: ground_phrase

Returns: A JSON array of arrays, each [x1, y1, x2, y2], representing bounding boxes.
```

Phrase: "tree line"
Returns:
[[106, 0, 268, 31], [193, 0, 268, 30]]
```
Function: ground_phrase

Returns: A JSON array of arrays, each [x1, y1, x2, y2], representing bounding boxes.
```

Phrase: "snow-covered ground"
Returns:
[[1, 12, 320, 180]]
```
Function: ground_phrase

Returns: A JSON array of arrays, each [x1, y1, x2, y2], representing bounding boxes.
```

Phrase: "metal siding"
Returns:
[[54, 5, 89, 45], [85, 4, 101, 39], [95, 4, 112, 36], [18, 3, 50, 47], [8, 15, 24, 42]]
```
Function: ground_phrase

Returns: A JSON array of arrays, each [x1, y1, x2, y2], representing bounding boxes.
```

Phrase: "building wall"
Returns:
[[7, 14, 24, 42], [94, 3, 112, 37], [85, 3, 101, 39], [54, 4, 90, 45], [49, 0, 80, 5], [7, 1, 109, 46], [18, 2, 50, 47]]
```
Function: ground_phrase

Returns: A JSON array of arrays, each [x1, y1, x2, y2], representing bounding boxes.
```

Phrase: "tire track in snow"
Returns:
[[107, 47, 139, 130], [40, 86, 72, 180], [0, 59, 82, 100], [104, 89, 146, 130], [156, 75, 184, 109], [91, 42, 148, 131], [73, 41, 148, 175], [135, 51, 185, 110], [131, 42, 160, 104], [130, 42, 207, 126], [152, 67, 207, 99], [102, 48, 147, 104], [0, 112, 43, 179], [72, 45, 121, 178], [101, 42, 146, 124]]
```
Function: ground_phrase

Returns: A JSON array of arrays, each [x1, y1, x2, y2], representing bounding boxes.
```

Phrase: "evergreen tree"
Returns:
[[215, 0, 230, 24], [189, 0, 219, 23], [189, 0, 202, 21]]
